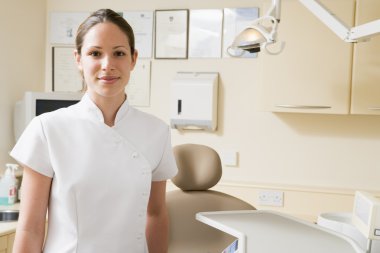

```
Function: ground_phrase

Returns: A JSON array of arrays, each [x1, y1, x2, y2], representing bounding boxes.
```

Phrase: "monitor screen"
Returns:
[[36, 99, 79, 116]]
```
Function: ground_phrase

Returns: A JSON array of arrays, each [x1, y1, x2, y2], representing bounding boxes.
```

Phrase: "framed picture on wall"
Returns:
[[125, 60, 151, 107], [123, 11, 154, 58], [188, 9, 223, 58], [52, 47, 83, 92], [50, 12, 89, 44], [223, 8, 259, 58], [155, 9, 189, 59]]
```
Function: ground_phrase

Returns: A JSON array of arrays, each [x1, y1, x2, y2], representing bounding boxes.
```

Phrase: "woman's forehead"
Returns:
[[82, 22, 130, 48]]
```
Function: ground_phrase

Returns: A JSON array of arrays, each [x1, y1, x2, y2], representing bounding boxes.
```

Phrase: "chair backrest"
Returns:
[[167, 144, 255, 253], [171, 143, 222, 191]]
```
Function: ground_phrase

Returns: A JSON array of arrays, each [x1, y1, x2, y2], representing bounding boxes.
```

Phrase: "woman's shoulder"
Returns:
[[37, 103, 81, 125], [128, 106, 168, 129]]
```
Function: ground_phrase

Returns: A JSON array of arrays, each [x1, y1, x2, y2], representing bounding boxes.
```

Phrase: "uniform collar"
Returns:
[[79, 92, 130, 126]]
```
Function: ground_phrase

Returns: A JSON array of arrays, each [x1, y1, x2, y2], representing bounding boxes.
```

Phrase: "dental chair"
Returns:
[[167, 144, 255, 253]]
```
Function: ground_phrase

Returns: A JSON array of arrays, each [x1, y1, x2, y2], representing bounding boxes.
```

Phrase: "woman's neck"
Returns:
[[89, 92, 126, 127]]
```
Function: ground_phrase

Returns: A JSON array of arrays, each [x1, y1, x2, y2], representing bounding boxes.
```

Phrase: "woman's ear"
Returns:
[[74, 50, 83, 72], [131, 49, 138, 70]]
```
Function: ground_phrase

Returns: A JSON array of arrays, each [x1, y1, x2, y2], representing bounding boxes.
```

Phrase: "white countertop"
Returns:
[[196, 210, 365, 253], [0, 203, 20, 236]]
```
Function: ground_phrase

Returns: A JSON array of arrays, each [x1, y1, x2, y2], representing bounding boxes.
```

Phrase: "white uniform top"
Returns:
[[10, 93, 178, 253]]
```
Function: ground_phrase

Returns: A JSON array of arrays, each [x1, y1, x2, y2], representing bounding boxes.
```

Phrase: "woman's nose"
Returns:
[[101, 55, 115, 71]]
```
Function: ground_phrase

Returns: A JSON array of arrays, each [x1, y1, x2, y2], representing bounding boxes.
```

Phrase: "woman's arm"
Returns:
[[13, 167, 52, 253], [146, 181, 169, 253]]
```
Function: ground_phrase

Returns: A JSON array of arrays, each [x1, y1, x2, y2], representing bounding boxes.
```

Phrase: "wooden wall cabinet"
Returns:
[[350, 0, 380, 115], [260, 0, 355, 114], [0, 232, 15, 253], [7, 233, 14, 253], [0, 235, 6, 253]]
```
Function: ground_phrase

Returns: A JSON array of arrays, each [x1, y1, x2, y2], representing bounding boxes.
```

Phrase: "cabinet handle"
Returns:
[[275, 105, 331, 109], [368, 107, 380, 110]]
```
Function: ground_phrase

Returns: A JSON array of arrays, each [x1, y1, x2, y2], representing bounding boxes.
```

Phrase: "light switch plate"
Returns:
[[221, 151, 238, 167]]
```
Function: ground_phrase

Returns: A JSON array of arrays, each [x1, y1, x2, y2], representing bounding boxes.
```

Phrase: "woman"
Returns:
[[11, 9, 177, 253]]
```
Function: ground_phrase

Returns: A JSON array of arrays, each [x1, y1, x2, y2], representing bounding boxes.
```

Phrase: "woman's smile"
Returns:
[[98, 75, 120, 84]]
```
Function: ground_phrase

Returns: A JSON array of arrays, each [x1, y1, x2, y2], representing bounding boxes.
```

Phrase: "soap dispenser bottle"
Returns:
[[0, 164, 17, 205]]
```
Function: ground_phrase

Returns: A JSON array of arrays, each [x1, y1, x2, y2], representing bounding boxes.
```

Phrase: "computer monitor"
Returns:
[[14, 91, 83, 141]]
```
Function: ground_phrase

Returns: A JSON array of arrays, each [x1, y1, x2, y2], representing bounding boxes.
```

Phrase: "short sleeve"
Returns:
[[10, 117, 54, 178], [152, 129, 178, 181]]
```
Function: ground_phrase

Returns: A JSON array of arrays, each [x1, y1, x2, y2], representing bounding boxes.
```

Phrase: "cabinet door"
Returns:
[[350, 0, 380, 114], [261, 0, 354, 114], [0, 235, 7, 252], [7, 233, 15, 253]]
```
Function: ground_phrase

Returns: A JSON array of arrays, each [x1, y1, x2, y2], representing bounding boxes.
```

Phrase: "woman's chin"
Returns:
[[88, 87, 126, 100]]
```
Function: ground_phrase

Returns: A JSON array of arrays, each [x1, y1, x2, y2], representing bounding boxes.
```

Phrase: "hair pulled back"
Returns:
[[75, 9, 135, 55]]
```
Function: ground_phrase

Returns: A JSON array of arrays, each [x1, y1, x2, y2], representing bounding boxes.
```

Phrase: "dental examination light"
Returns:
[[228, 0, 283, 56], [229, 0, 380, 55]]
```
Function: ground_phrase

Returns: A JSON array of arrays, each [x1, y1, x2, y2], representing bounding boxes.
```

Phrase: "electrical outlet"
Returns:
[[258, 190, 284, 207]]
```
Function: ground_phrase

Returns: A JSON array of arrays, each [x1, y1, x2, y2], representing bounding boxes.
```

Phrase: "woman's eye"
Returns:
[[115, 51, 126, 57], [89, 51, 101, 57]]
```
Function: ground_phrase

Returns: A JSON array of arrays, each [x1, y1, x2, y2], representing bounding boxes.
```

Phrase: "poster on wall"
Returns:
[[188, 9, 223, 58], [125, 60, 151, 107], [155, 9, 189, 59], [123, 11, 154, 58], [50, 12, 89, 44], [52, 47, 83, 92], [223, 8, 259, 58]]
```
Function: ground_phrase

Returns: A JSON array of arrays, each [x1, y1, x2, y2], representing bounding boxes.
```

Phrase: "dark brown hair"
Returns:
[[75, 9, 135, 55]]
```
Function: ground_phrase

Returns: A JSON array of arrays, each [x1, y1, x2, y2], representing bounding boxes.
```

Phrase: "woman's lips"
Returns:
[[98, 76, 120, 84]]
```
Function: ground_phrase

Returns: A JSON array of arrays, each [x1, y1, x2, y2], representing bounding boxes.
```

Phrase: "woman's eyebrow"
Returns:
[[113, 45, 129, 50]]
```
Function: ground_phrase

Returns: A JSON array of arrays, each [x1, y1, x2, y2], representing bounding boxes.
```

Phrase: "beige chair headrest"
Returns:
[[172, 144, 222, 191]]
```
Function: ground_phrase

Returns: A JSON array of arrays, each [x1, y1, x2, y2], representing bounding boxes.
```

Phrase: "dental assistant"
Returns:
[[11, 9, 177, 253]]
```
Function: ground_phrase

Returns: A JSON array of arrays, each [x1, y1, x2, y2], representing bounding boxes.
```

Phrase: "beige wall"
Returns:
[[3, 0, 379, 219], [0, 0, 46, 169]]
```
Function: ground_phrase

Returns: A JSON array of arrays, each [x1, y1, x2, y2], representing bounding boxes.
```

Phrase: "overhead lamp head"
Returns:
[[229, 22, 275, 54], [227, 0, 284, 56]]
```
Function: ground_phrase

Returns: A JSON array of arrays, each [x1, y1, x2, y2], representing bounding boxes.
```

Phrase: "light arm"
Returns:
[[299, 0, 380, 42], [350, 19, 380, 41], [230, 0, 380, 56], [266, 0, 281, 22]]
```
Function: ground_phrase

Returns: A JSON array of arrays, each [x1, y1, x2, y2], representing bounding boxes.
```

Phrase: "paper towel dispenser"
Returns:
[[170, 72, 218, 131]]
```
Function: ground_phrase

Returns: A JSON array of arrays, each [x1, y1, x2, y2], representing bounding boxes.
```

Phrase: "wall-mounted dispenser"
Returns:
[[170, 72, 218, 131]]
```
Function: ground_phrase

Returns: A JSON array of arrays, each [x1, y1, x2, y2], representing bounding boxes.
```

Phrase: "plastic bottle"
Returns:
[[10, 164, 20, 201], [0, 164, 18, 205]]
